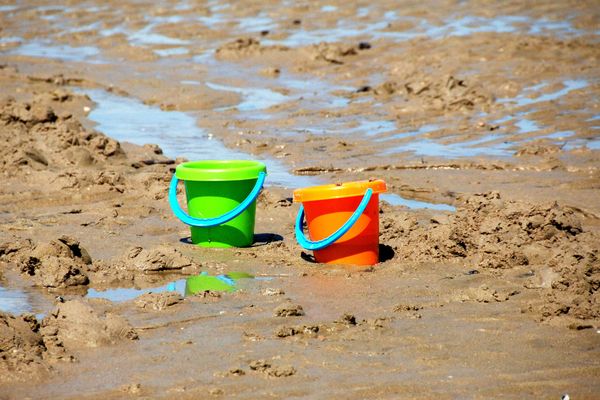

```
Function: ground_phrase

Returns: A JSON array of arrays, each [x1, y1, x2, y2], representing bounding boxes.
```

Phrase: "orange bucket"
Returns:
[[293, 179, 387, 265]]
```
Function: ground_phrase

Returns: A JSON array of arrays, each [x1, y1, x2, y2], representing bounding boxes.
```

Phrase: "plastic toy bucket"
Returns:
[[169, 160, 267, 247], [293, 179, 387, 265]]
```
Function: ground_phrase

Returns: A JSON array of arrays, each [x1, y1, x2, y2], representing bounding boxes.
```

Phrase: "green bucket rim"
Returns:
[[175, 160, 267, 181]]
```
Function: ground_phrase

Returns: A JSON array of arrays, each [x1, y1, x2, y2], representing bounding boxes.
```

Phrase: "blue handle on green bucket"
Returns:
[[169, 172, 266, 228], [295, 188, 373, 251]]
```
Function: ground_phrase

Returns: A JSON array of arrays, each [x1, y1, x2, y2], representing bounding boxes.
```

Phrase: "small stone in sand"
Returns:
[[274, 302, 304, 317]]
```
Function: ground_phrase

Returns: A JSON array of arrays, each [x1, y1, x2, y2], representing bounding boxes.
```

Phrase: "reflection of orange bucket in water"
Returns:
[[293, 180, 387, 266]]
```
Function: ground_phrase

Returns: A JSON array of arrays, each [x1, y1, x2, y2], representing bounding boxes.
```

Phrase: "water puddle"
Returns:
[[86, 272, 267, 302], [180, 80, 201, 85], [348, 119, 397, 137], [202, 66, 352, 115], [206, 82, 288, 114], [128, 28, 189, 47], [540, 131, 575, 140], [0, 273, 53, 319], [0, 285, 39, 315], [263, 13, 590, 47], [295, 117, 396, 137], [87, 279, 186, 302], [381, 194, 456, 212], [376, 124, 439, 142], [424, 15, 585, 39], [500, 79, 588, 107], [195, 2, 275, 33], [59, 22, 103, 36], [383, 135, 513, 158], [0, 36, 22, 47], [236, 14, 277, 32], [6, 41, 104, 63], [82, 88, 318, 189], [100, 15, 189, 48], [564, 138, 600, 150], [82, 88, 456, 210], [0, 5, 18, 12], [274, 73, 353, 109], [516, 119, 541, 133], [154, 47, 190, 57]]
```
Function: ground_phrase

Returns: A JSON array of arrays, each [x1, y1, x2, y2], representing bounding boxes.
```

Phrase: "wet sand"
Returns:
[[1, 1, 599, 398]]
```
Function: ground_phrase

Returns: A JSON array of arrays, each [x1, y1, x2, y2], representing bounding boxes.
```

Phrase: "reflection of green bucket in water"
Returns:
[[184, 272, 255, 295], [169, 160, 267, 247]]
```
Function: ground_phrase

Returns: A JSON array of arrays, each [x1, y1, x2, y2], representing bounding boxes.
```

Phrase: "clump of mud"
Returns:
[[116, 246, 197, 273], [0, 313, 47, 383], [215, 38, 289, 60], [90, 245, 202, 285], [372, 75, 494, 112], [1, 238, 201, 288], [306, 42, 358, 64], [382, 191, 599, 324], [135, 292, 182, 311], [1, 236, 90, 290], [0, 298, 138, 383], [41, 299, 138, 351], [0, 95, 123, 175]]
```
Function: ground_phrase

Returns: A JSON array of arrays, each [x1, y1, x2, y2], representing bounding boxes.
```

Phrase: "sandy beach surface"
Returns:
[[0, 1, 599, 398]]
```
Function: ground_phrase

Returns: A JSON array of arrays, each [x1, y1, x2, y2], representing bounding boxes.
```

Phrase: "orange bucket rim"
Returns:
[[293, 179, 387, 203]]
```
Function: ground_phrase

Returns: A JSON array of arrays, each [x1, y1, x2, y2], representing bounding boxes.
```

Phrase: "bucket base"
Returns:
[[190, 224, 255, 248], [313, 235, 379, 266]]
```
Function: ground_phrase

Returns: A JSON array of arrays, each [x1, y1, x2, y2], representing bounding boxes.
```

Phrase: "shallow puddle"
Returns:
[[376, 124, 439, 142], [82, 88, 465, 209], [204, 66, 353, 116], [564, 138, 600, 150], [87, 279, 186, 302], [0, 5, 18, 12], [381, 193, 456, 212], [263, 13, 591, 47], [0, 286, 37, 315], [83, 88, 319, 189], [424, 15, 586, 39], [6, 41, 104, 63], [516, 119, 541, 134], [500, 79, 588, 107], [347, 119, 398, 137], [0, 273, 53, 319], [153, 47, 190, 57], [86, 272, 267, 302], [127, 17, 190, 47], [384, 135, 514, 158], [206, 82, 289, 113]]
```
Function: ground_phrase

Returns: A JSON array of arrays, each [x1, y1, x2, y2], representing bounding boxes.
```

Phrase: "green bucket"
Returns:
[[169, 160, 267, 247]]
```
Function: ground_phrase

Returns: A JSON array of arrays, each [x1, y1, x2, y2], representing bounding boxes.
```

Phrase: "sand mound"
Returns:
[[0, 313, 47, 383], [0, 95, 123, 175], [5, 236, 92, 290], [383, 191, 599, 323], [41, 299, 138, 350], [216, 38, 288, 60], [374, 74, 494, 112], [306, 42, 358, 64], [116, 245, 198, 273]]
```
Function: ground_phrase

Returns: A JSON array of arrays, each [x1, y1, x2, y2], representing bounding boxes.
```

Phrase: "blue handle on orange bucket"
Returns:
[[169, 171, 266, 228], [295, 188, 373, 251]]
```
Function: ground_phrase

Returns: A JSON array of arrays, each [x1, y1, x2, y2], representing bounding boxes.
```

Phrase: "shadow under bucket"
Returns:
[[293, 179, 387, 266], [169, 160, 267, 247]]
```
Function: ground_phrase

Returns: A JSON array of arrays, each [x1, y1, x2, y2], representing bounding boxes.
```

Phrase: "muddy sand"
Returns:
[[0, 1, 599, 399]]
